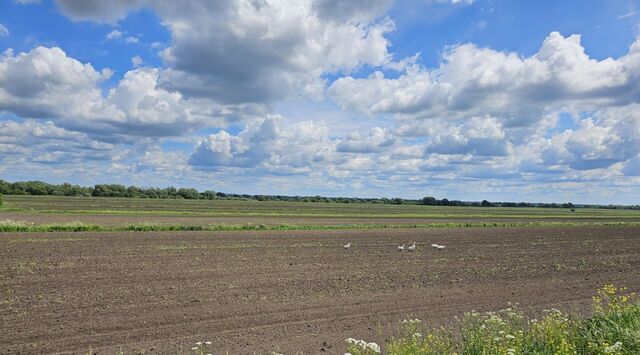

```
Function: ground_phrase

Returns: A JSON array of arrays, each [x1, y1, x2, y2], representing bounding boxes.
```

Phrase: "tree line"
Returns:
[[0, 179, 638, 209]]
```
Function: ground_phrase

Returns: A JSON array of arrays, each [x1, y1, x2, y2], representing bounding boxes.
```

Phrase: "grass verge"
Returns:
[[1, 220, 640, 233], [10, 208, 640, 219], [346, 285, 639, 355]]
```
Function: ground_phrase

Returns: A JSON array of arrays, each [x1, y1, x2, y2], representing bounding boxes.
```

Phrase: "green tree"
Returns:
[[481, 200, 494, 207], [421, 196, 437, 206], [201, 190, 217, 200], [177, 188, 199, 199]]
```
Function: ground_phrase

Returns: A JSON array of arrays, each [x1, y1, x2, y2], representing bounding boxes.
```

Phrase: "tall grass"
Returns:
[[1, 219, 639, 233], [357, 285, 640, 355]]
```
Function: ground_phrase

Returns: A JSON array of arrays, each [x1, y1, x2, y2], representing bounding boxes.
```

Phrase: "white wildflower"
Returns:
[[195, 341, 202, 345], [366, 342, 381, 353], [604, 341, 623, 353], [205, 341, 212, 345], [505, 334, 516, 340], [346, 338, 357, 345], [191, 347, 198, 350]]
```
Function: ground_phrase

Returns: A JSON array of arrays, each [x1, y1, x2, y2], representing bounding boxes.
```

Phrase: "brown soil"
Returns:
[[1, 226, 639, 354]]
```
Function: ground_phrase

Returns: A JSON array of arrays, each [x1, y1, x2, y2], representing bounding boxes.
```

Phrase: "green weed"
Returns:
[[365, 285, 639, 354]]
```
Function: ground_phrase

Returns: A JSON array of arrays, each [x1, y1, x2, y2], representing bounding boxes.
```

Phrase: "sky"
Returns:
[[0, 0, 639, 204]]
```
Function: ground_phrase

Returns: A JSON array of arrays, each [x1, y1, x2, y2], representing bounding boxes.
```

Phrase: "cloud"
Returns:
[[313, 0, 393, 23], [336, 127, 395, 153], [0, 120, 119, 164], [131, 55, 143, 67], [105, 29, 139, 44], [105, 29, 122, 40], [617, 11, 636, 20], [0, 47, 111, 119], [539, 105, 640, 170], [55, 0, 395, 105], [55, 0, 144, 22], [329, 32, 640, 124], [622, 155, 640, 176], [0, 23, 9, 37], [189, 115, 332, 171], [425, 116, 510, 156], [328, 31, 640, 179], [0, 46, 249, 140], [434, 0, 474, 4]]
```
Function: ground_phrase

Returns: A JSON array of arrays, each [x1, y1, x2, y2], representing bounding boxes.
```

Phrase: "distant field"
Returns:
[[2, 195, 640, 226]]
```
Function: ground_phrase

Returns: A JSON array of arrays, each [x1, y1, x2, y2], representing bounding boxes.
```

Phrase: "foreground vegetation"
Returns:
[[2, 219, 640, 233], [346, 285, 639, 355]]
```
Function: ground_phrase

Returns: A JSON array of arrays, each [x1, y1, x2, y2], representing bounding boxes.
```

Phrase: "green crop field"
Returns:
[[1, 195, 640, 232], [3, 195, 640, 219]]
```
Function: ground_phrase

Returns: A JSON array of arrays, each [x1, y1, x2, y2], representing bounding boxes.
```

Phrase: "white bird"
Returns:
[[431, 243, 445, 250], [407, 242, 416, 251], [397, 244, 405, 251], [343, 243, 351, 249]]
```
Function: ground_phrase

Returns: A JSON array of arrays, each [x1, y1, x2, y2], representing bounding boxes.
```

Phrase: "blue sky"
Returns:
[[0, 0, 639, 204]]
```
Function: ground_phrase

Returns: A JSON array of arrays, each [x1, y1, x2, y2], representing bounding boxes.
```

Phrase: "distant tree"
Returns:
[[201, 190, 217, 200], [481, 200, 494, 207], [165, 186, 178, 198], [0, 180, 9, 194], [422, 196, 437, 206], [0, 193, 3, 206], [127, 186, 143, 198], [0, 178, 638, 209], [177, 188, 199, 199]]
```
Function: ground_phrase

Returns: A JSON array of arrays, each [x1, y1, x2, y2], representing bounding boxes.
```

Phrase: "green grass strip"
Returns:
[[1, 220, 640, 233], [4, 207, 640, 219]]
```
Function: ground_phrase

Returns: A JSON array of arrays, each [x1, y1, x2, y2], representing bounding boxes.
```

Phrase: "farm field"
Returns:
[[1, 222, 639, 354], [1, 196, 640, 354], [2, 195, 640, 227]]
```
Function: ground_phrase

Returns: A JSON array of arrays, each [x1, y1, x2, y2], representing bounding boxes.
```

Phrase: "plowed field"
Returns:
[[2, 226, 639, 354]]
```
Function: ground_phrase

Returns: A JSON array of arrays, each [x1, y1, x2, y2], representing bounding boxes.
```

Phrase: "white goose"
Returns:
[[397, 244, 405, 251], [431, 243, 446, 250], [407, 242, 416, 251], [343, 243, 352, 249]]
